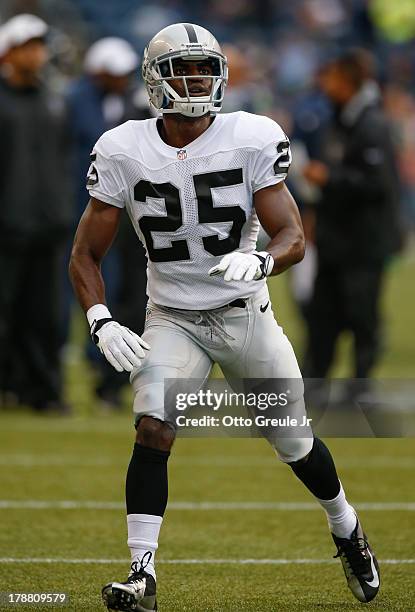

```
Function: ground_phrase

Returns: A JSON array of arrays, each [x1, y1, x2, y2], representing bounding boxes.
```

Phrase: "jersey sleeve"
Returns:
[[251, 119, 292, 193], [86, 137, 126, 208]]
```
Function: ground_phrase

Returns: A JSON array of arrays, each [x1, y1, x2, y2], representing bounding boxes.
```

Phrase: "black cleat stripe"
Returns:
[[183, 23, 198, 43]]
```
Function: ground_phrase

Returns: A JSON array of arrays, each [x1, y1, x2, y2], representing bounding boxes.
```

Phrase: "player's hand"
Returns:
[[208, 251, 274, 282], [91, 319, 150, 373]]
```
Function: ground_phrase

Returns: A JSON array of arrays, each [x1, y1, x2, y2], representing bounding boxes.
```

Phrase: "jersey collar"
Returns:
[[150, 114, 222, 158]]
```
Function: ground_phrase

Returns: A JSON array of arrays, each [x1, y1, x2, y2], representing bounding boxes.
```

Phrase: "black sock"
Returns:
[[126, 443, 170, 516], [288, 437, 341, 500]]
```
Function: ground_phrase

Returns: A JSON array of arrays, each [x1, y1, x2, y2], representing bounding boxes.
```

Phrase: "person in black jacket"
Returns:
[[0, 14, 73, 412], [302, 50, 401, 381], [66, 38, 151, 409]]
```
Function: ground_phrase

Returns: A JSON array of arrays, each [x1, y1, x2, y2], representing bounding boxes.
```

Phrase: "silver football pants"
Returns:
[[130, 284, 313, 462]]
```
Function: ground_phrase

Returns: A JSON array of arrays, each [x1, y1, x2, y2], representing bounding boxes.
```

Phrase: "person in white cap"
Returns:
[[65, 37, 150, 409], [0, 13, 73, 413], [67, 37, 144, 161], [84, 36, 138, 72], [0, 13, 48, 85]]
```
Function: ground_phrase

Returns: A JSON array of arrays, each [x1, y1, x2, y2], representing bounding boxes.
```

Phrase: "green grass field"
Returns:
[[0, 252, 414, 611]]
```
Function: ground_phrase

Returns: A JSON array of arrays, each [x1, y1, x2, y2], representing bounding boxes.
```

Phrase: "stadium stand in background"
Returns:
[[1, 0, 414, 224], [1, 0, 415, 412]]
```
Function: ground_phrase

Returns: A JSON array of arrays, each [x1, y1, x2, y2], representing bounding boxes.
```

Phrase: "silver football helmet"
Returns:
[[142, 23, 228, 117]]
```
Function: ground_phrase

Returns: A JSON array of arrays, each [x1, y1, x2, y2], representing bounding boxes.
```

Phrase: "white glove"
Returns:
[[87, 304, 150, 373], [208, 251, 274, 282]]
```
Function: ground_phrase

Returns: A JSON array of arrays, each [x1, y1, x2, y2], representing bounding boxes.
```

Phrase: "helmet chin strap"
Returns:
[[172, 100, 210, 117]]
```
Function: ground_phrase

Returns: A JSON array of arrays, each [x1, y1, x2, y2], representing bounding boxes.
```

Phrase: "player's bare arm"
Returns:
[[69, 197, 149, 373], [69, 197, 121, 311], [208, 183, 304, 283], [254, 181, 305, 275]]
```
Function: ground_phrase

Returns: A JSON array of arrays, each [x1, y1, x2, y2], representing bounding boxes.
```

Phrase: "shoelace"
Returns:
[[334, 537, 370, 576], [128, 551, 153, 584]]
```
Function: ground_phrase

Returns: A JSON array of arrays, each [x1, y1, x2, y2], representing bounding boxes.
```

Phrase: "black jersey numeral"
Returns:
[[134, 181, 190, 262], [86, 152, 99, 187], [194, 169, 246, 256], [273, 140, 291, 175], [134, 169, 246, 263]]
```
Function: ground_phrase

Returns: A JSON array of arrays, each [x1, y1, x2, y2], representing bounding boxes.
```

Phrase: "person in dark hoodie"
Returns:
[[0, 14, 73, 412], [66, 37, 150, 409], [302, 49, 402, 383]]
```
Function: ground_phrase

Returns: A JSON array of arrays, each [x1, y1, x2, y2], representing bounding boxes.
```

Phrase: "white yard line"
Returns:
[[0, 455, 117, 467], [0, 454, 414, 468], [0, 500, 414, 510], [0, 557, 413, 565]]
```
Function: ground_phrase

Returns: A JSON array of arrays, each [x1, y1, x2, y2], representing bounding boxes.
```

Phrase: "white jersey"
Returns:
[[87, 111, 291, 309]]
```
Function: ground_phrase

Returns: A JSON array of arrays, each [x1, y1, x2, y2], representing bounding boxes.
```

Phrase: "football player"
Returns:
[[69, 23, 380, 611]]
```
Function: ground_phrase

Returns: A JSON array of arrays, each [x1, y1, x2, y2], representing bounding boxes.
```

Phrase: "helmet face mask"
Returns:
[[142, 24, 228, 118]]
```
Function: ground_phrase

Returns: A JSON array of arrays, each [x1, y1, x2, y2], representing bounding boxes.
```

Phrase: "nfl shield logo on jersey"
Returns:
[[177, 149, 187, 160]]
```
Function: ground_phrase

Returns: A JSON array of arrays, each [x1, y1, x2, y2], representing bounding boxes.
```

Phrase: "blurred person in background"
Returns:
[[0, 14, 73, 413], [383, 83, 415, 228], [66, 37, 150, 409], [0, 0, 89, 85], [302, 49, 402, 386], [220, 44, 274, 114]]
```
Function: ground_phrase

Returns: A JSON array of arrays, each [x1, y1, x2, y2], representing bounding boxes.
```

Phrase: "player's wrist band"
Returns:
[[86, 304, 113, 344], [86, 304, 112, 327], [253, 251, 274, 279]]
